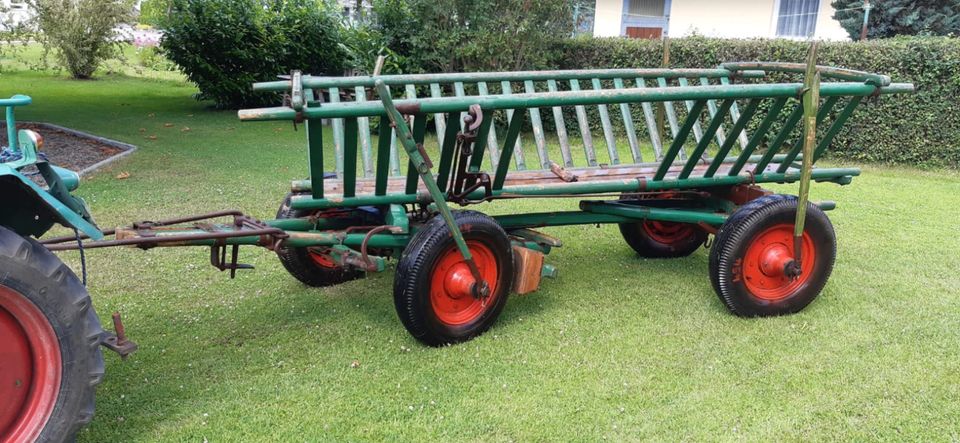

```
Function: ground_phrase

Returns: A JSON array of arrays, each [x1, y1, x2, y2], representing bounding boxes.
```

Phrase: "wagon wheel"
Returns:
[[709, 195, 836, 316], [275, 193, 364, 287], [394, 211, 514, 346], [617, 193, 707, 258], [0, 226, 105, 443]]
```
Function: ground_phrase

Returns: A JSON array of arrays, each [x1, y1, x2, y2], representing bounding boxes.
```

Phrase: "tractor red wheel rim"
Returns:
[[641, 220, 698, 245], [307, 248, 339, 269], [0, 285, 61, 442], [741, 224, 816, 301], [429, 241, 499, 326]]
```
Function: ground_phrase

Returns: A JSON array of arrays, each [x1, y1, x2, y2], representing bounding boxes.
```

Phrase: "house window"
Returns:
[[626, 0, 665, 17], [776, 0, 819, 37]]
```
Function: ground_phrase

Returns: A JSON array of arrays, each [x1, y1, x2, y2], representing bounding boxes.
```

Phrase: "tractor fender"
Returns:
[[0, 164, 103, 240]]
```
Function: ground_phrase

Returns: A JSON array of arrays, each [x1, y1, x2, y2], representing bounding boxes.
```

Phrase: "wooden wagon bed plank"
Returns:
[[312, 161, 770, 197]]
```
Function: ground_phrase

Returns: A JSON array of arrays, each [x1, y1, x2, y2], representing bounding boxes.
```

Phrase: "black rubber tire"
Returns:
[[618, 220, 707, 258], [274, 194, 364, 287], [393, 211, 513, 346], [0, 225, 105, 443], [709, 194, 836, 317]]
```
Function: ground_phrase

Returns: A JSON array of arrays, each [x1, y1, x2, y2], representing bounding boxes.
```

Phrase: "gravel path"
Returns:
[[1, 122, 125, 171]]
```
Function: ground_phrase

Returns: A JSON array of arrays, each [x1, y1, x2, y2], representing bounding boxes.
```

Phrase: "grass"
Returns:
[[3, 61, 960, 441]]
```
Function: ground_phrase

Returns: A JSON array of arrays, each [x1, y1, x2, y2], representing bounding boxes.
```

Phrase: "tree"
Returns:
[[28, 0, 133, 79], [832, 0, 960, 39], [371, 0, 574, 73]]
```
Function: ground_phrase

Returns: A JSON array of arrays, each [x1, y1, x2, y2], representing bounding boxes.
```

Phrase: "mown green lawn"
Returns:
[[3, 67, 960, 441]]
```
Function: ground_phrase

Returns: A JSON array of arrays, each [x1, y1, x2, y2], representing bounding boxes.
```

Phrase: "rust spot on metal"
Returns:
[[395, 103, 421, 115]]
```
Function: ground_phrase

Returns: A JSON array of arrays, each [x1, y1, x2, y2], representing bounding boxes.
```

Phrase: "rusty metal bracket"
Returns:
[[210, 241, 254, 278], [100, 312, 137, 359], [446, 104, 493, 205]]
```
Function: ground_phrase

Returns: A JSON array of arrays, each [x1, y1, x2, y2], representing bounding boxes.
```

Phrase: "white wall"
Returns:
[[812, 0, 850, 40], [670, 0, 778, 38], [594, 0, 850, 41], [594, 0, 625, 37]]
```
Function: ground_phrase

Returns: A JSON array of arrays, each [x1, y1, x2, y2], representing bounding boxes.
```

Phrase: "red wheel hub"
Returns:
[[429, 241, 499, 326], [641, 220, 698, 245], [307, 248, 339, 269], [741, 224, 816, 301], [0, 285, 61, 442]]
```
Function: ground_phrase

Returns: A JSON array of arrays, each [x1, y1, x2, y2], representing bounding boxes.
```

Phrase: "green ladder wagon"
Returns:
[[0, 56, 911, 441], [237, 60, 911, 345]]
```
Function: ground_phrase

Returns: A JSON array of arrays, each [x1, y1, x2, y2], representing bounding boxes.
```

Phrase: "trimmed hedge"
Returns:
[[554, 36, 960, 168]]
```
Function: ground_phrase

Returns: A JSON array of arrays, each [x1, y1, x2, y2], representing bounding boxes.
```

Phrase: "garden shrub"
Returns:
[[160, 0, 348, 109], [369, 0, 574, 73], [554, 36, 960, 168], [27, 0, 133, 79]]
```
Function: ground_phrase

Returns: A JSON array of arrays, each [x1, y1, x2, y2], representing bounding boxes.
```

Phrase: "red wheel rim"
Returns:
[[429, 241, 500, 326], [741, 224, 816, 301], [641, 220, 698, 245], [307, 248, 339, 269], [0, 285, 61, 442]]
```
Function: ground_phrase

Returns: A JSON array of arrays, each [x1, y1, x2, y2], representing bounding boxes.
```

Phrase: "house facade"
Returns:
[[594, 0, 849, 40], [0, 0, 31, 29]]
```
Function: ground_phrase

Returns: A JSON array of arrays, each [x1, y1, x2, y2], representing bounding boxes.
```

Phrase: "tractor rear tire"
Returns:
[[709, 195, 836, 317], [275, 194, 364, 287], [0, 225, 105, 443], [394, 211, 513, 346]]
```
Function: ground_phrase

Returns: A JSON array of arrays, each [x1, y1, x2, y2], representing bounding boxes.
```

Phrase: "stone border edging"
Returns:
[[24, 121, 138, 177]]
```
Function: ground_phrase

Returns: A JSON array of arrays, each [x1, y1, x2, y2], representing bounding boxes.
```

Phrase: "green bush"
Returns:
[[160, 0, 348, 109], [28, 0, 133, 79], [554, 36, 960, 168], [370, 0, 574, 73], [138, 0, 169, 27]]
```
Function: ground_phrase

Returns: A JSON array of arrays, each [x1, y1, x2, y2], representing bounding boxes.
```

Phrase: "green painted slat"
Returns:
[[430, 83, 447, 148], [720, 77, 751, 149], [354, 86, 374, 178], [258, 68, 766, 91], [656, 77, 684, 160], [613, 78, 642, 163], [775, 96, 839, 173], [813, 96, 863, 162], [469, 109, 494, 171], [635, 78, 663, 160], [547, 79, 574, 167], [704, 98, 761, 178], [655, 100, 706, 181], [752, 102, 805, 174], [306, 119, 324, 199], [389, 127, 401, 176], [375, 116, 393, 195], [327, 87, 344, 176], [493, 108, 525, 189], [728, 97, 788, 176], [342, 117, 358, 198], [676, 78, 706, 145], [679, 99, 735, 179], [699, 77, 729, 148], [436, 112, 461, 192], [523, 80, 550, 169], [477, 82, 500, 170], [405, 114, 428, 194], [454, 81, 467, 125], [569, 79, 598, 166], [591, 78, 619, 165], [501, 80, 527, 170]]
